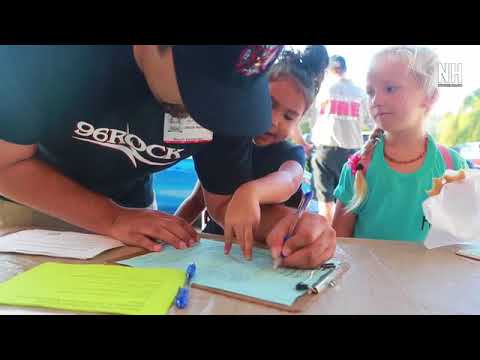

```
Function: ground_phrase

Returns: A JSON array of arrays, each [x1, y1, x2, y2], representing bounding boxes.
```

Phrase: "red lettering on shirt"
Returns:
[[319, 100, 361, 118]]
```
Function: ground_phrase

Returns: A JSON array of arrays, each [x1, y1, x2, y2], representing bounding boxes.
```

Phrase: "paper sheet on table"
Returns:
[[423, 170, 480, 249], [0, 229, 124, 259], [456, 247, 480, 261], [423, 226, 474, 250], [118, 239, 338, 307], [0, 263, 185, 315]]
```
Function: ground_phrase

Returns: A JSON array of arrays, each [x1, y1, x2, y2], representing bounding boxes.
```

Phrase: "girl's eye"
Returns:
[[284, 114, 294, 121], [386, 85, 398, 93], [271, 97, 278, 109], [366, 88, 374, 98]]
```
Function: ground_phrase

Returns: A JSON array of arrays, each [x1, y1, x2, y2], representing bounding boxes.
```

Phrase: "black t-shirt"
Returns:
[[0, 45, 253, 208], [203, 140, 306, 235]]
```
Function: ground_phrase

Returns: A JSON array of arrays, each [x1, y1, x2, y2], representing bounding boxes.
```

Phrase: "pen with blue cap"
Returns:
[[273, 191, 313, 269], [175, 262, 196, 309]]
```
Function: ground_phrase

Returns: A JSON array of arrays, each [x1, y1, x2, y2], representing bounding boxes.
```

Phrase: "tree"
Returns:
[[437, 89, 480, 146]]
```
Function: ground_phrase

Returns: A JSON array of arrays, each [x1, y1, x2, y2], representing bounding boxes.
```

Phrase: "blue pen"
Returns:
[[175, 263, 196, 309], [273, 191, 313, 269]]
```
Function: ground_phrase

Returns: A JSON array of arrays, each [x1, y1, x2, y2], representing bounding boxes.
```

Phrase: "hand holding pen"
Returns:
[[273, 191, 313, 269], [266, 191, 336, 270]]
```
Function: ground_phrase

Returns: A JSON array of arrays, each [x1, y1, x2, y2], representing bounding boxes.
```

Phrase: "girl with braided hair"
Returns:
[[333, 46, 468, 242]]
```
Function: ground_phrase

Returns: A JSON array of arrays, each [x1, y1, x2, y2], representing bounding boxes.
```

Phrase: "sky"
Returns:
[[292, 45, 480, 117]]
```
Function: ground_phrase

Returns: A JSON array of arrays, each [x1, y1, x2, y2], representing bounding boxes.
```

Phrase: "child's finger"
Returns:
[[243, 226, 254, 261], [224, 223, 234, 255], [234, 225, 247, 259]]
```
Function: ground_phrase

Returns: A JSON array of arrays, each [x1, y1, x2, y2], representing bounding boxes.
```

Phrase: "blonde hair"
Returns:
[[347, 45, 439, 213], [371, 45, 440, 98], [346, 127, 384, 212]]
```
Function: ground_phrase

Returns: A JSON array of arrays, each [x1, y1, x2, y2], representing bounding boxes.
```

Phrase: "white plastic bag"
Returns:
[[423, 170, 480, 249]]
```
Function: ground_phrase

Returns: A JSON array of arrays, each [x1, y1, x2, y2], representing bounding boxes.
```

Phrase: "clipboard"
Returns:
[[456, 247, 480, 261], [188, 259, 350, 313], [115, 234, 350, 313]]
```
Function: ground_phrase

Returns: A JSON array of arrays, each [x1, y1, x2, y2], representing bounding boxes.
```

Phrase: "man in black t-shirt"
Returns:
[[0, 45, 335, 269]]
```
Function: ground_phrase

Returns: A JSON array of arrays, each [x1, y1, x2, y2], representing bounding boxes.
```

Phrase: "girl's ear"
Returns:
[[423, 89, 439, 112]]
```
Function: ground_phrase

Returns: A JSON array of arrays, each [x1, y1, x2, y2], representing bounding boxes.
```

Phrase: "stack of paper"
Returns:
[[0, 229, 124, 259], [0, 262, 185, 315]]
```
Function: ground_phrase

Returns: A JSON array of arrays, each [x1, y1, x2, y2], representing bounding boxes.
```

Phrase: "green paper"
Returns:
[[0, 263, 185, 315], [119, 239, 339, 307]]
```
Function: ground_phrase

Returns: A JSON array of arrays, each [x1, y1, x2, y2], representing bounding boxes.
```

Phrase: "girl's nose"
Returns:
[[271, 112, 280, 128], [371, 91, 384, 107]]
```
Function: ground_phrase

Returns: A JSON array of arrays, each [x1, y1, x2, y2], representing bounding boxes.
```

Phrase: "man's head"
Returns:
[[328, 55, 347, 76], [133, 45, 284, 137], [133, 46, 189, 118]]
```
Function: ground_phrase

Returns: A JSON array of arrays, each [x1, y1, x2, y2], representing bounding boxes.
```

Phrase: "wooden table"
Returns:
[[0, 228, 478, 315]]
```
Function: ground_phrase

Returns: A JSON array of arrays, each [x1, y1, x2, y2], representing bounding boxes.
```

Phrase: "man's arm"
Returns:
[[0, 140, 197, 251], [175, 180, 206, 224], [201, 190, 230, 230], [0, 140, 119, 235]]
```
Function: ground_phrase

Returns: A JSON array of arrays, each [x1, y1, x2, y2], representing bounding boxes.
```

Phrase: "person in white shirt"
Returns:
[[310, 55, 373, 223]]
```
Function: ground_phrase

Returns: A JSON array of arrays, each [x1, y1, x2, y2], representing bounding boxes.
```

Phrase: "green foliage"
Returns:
[[437, 89, 480, 146]]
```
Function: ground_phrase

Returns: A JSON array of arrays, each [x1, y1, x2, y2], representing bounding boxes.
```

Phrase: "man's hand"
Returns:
[[110, 208, 199, 252], [266, 212, 336, 269]]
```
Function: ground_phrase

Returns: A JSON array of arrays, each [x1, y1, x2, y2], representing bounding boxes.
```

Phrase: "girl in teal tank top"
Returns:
[[333, 46, 468, 242]]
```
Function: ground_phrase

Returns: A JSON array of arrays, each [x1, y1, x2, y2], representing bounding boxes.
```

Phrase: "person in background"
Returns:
[[310, 55, 373, 223]]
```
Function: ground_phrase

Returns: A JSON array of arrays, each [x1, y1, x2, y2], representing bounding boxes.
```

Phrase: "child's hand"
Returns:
[[224, 184, 261, 260]]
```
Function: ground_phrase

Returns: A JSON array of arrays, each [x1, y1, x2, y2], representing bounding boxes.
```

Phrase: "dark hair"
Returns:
[[268, 45, 329, 111], [329, 55, 347, 74]]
